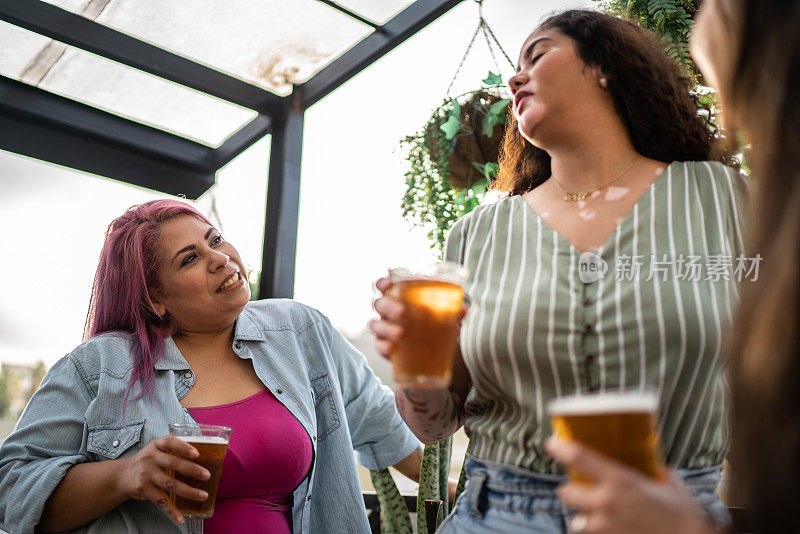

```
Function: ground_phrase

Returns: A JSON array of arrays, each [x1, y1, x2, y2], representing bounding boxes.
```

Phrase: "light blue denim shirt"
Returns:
[[0, 299, 419, 534]]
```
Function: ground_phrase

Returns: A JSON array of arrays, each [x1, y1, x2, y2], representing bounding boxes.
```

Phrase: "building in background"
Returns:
[[0, 360, 46, 420]]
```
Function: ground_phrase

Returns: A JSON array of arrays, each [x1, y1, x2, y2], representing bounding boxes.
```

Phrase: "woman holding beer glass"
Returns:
[[546, 0, 800, 532], [372, 9, 747, 533], [0, 200, 422, 533]]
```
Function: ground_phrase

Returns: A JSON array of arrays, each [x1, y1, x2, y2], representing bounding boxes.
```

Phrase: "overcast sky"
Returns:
[[0, 0, 589, 367]]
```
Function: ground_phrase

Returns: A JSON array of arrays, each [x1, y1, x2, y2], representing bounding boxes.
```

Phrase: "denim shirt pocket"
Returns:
[[310, 373, 340, 442], [87, 419, 146, 460]]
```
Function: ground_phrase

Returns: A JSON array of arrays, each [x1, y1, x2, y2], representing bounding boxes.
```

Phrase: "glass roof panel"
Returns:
[[37, 45, 257, 146], [334, 0, 415, 25], [41, 0, 374, 95], [0, 21, 51, 79], [0, 21, 257, 147]]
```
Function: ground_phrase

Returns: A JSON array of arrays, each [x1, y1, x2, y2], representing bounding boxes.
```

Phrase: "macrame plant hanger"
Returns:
[[445, 0, 516, 98]]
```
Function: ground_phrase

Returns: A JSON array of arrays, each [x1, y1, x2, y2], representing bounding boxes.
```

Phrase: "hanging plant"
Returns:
[[401, 72, 510, 250]]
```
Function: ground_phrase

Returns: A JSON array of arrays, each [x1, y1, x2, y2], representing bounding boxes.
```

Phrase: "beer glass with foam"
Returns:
[[548, 391, 664, 482], [168, 423, 232, 518], [388, 262, 466, 388]]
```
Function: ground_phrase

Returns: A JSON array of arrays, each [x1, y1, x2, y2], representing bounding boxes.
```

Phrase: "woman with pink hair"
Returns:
[[0, 199, 422, 534]]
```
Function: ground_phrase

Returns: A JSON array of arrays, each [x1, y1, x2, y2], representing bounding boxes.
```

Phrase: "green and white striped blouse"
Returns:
[[444, 160, 749, 473]]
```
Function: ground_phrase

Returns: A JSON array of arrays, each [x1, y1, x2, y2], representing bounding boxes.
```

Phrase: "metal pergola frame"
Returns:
[[0, 0, 464, 298]]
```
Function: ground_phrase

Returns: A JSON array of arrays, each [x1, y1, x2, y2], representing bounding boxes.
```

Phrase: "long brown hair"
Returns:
[[495, 9, 727, 195], [721, 0, 800, 531]]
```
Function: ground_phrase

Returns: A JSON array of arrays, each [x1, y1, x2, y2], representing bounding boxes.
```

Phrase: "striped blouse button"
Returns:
[[583, 324, 594, 335], [583, 297, 593, 306]]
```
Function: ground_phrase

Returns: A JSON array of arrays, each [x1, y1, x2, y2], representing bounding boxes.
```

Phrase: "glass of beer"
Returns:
[[548, 391, 664, 482], [168, 423, 231, 518], [388, 262, 466, 388]]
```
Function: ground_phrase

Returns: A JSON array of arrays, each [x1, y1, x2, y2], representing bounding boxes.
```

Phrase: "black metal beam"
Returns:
[[0, 75, 215, 198], [214, 114, 272, 169], [300, 0, 464, 108], [0, 0, 284, 115], [258, 97, 304, 299], [314, 0, 382, 30]]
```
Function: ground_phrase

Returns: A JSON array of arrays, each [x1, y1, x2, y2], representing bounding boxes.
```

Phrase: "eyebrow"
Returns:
[[171, 227, 216, 265], [516, 37, 553, 71]]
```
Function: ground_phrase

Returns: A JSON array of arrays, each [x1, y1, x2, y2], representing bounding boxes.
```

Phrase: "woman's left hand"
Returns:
[[544, 438, 717, 534]]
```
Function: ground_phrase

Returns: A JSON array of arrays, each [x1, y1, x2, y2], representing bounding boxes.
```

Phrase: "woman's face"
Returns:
[[508, 28, 605, 146], [152, 215, 250, 332], [691, 0, 734, 96]]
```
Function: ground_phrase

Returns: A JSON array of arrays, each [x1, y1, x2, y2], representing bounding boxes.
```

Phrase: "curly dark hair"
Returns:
[[494, 9, 728, 195]]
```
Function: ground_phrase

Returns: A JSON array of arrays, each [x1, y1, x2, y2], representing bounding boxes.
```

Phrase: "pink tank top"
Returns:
[[188, 388, 313, 533]]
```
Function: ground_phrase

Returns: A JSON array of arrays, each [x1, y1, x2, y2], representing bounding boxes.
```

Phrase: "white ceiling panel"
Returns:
[[41, 0, 375, 95], [0, 21, 51, 79], [37, 45, 257, 146]]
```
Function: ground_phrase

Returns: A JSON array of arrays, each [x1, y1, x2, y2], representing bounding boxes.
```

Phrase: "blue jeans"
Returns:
[[437, 456, 731, 534]]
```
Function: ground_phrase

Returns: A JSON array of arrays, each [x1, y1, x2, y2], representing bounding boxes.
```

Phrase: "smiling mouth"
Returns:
[[217, 272, 242, 292]]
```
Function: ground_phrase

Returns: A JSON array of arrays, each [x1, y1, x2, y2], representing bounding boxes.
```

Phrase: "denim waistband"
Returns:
[[464, 454, 723, 496], [462, 455, 727, 525]]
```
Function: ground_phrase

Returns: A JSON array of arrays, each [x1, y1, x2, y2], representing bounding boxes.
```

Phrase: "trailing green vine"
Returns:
[[401, 72, 510, 250]]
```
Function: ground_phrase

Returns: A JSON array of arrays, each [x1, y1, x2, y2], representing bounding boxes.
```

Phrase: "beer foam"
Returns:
[[548, 391, 658, 416], [175, 435, 229, 445]]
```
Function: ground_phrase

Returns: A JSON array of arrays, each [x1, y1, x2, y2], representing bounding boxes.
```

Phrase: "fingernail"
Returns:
[[176, 516, 185, 524], [190, 447, 199, 458], [199, 491, 209, 500], [202, 469, 211, 480]]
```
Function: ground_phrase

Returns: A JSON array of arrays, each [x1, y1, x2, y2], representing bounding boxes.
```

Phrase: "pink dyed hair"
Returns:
[[84, 199, 211, 402]]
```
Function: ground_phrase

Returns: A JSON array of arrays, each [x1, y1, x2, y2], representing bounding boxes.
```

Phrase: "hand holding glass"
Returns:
[[548, 391, 665, 482], [168, 423, 231, 518], [388, 262, 465, 389]]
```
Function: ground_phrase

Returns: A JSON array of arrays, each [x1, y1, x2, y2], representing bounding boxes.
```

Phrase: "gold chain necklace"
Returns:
[[549, 154, 638, 202]]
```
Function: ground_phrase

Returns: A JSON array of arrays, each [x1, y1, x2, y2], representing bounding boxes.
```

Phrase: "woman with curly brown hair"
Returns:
[[371, 8, 747, 533]]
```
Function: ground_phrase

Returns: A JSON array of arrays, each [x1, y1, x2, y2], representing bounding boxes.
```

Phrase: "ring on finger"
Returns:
[[570, 513, 589, 533]]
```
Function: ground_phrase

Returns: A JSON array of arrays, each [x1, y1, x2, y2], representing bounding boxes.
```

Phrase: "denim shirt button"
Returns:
[[234, 341, 242, 349], [276, 388, 283, 394], [183, 371, 192, 379], [307, 494, 312, 501], [112, 440, 120, 447]]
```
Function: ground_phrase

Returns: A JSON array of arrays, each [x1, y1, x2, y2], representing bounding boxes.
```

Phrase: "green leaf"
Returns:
[[482, 71, 503, 86], [481, 114, 497, 137], [489, 98, 510, 115], [448, 101, 461, 120], [370, 469, 413, 534], [471, 177, 489, 195], [440, 115, 460, 140], [416, 439, 452, 533]]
